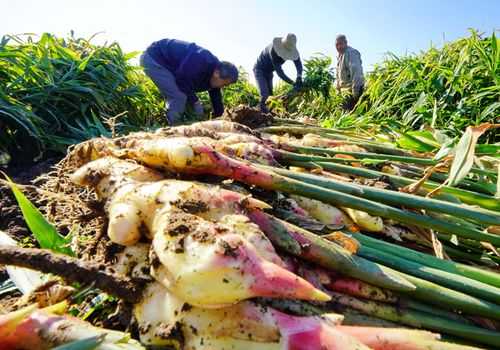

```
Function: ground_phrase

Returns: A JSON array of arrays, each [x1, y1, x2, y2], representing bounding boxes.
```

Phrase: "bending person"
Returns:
[[253, 33, 303, 113], [141, 38, 238, 125]]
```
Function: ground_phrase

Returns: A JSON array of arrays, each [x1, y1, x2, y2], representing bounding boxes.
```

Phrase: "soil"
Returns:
[[0, 157, 61, 307], [223, 105, 274, 129], [0, 157, 60, 243], [0, 186, 31, 243]]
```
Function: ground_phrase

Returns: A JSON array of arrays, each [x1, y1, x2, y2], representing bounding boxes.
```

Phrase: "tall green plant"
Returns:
[[270, 54, 342, 119], [324, 30, 500, 142], [0, 33, 163, 162]]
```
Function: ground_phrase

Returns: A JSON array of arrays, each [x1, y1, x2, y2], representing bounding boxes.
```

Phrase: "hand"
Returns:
[[192, 101, 204, 116], [294, 77, 303, 89], [352, 87, 363, 100], [166, 111, 182, 126]]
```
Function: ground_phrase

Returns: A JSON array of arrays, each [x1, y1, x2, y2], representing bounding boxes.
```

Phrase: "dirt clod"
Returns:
[[223, 105, 274, 129]]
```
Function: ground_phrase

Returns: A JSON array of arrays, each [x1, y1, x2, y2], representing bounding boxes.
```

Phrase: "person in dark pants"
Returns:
[[253, 33, 303, 113], [140, 39, 238, 125]]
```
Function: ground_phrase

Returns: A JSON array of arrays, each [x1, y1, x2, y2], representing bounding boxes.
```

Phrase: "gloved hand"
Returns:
[[193, 101, 205, 116], [294, 76, 303, 89], [166, 111, 183, 126], [259, 102, 270, 114], [352, 86, 363, 100]]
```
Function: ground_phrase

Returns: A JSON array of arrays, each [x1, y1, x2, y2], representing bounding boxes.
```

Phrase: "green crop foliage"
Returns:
[[0, 32, 163, 162], [270, 54, 343, 119], [2, 30, 497, 162], [323, 30, 500, 142]]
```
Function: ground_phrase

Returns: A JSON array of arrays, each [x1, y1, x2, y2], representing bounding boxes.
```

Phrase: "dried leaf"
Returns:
[[430, 230, 445, 259], [434, 137, 455, 161], [480, 242, 500, 257], [405, 222, 445, 258], [447, 123, 499, 186], [401, 160, 449, 194], [381, 225, 405, 241], [487, 226, 500, 235], [323, 231, 360, 254], [496, 164, 500, 198]]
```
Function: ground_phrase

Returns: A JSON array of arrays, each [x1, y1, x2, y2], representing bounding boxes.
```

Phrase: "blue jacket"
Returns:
[[146, 39, 224, 116]]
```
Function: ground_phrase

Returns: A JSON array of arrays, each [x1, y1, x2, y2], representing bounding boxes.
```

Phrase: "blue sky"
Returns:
[[2, 0, 498, 82]]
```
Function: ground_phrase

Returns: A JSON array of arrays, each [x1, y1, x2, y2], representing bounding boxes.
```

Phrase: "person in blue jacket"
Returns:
[[141, 39, 239, 125], [254, 33, 303, 113]]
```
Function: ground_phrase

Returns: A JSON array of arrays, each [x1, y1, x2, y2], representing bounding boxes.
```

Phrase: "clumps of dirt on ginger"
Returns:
[[0, 150, 138, 328], [223, 105, 274, 129]]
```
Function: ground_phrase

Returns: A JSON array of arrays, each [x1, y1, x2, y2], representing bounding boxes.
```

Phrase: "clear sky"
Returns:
[[2, 0, 499, 82]]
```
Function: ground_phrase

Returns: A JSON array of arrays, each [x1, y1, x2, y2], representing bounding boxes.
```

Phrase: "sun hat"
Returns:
[[272, 33, 299, 61]]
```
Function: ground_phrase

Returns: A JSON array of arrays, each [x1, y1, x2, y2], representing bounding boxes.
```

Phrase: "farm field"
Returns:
[[0, 28, 499, 350]]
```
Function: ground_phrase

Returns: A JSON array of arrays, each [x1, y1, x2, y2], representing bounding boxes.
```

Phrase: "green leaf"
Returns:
[[402, 92, 426, 126], [496, 164, 500, 199], [361, 158, 387, 165], [397, 130, 439, 152], [434, 138, 455, 160], [1, 174, 73, 255], [430, 99, 438, 128], [447, 124, 494, 187], [52, 335, 104, 350], [124, 50, 141, 60], [480, 102, 500, 121], [476, 144, 500, 156], [81, 293, 111, 320], [77, 52, 95, 71]]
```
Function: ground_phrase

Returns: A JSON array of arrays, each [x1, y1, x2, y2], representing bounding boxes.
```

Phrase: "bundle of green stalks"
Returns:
[[227, 120, 500, 346], [230, 119, 499, 346]]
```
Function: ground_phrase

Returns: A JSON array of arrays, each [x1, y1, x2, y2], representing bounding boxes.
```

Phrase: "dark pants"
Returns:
[[342, 86, 364, 111], [253, 67, 273, 113], [140, 52, 187, 125]]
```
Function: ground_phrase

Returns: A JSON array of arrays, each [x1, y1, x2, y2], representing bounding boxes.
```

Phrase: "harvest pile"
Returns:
[[1, 114, 499, 349]]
